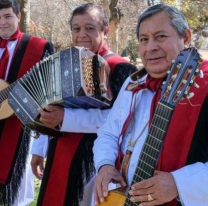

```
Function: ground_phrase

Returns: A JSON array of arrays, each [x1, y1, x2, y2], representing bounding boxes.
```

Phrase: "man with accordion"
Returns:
[[30, 3, 137, 206]]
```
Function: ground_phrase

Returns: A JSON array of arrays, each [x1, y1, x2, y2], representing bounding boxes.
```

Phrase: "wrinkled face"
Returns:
[[71, 9, 108, 53], [138, 12, 191, 78], [0, 7, 20, 38]]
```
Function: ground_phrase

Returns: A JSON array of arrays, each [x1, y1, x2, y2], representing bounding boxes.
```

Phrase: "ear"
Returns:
[[17, 13, 21, 23], [183, 29, 191, 48], [104, 26, 110, 36]]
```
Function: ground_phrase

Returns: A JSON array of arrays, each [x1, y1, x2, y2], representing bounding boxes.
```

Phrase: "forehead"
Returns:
[[0, 7, 15, 15], [71, 9, 101, 26], [139, 12, 174, 35]]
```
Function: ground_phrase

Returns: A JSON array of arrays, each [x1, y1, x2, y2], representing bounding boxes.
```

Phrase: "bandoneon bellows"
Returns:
[[8, 47, 113, 137]]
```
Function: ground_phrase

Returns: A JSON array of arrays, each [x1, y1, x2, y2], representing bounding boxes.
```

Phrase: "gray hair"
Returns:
[[136, 4, 189, 39]]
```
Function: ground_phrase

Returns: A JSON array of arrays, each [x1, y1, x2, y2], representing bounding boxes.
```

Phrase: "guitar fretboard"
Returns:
[[0, 82, 16, 103], [124, 101, 174, 206]]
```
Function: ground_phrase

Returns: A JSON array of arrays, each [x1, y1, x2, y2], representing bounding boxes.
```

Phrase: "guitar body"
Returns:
[[98, 186, 128, 206], [0, 79, 14, 120]]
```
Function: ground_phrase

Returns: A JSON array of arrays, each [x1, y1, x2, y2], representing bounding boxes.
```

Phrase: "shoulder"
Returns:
[[106, 54, 129, 64], [22, 33, 52, 47], [21, 34, 53, 55]]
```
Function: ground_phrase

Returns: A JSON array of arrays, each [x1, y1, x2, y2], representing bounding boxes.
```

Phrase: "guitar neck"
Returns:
[[0, 81, 17, 103], [124, 101, 174, 206]]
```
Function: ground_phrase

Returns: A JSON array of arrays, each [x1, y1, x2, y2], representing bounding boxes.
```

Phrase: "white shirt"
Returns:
[[0, 40, 18, 80], [93, 76, 208, 206], [31, 107, 110, 156]]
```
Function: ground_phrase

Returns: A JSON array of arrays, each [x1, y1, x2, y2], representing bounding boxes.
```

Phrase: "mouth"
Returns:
[[147, 56, 164, 62], [0, 27, 7, 29], [148, 56, 163, 60]]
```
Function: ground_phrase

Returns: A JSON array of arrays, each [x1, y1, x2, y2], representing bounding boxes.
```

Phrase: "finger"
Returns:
[[129, 193, 157, 204], [131, 179, 153, 191], [114, 175, 126, 187], [39, 111, 53, 120], [39, 161, 44, 171], [39, 116, 52, 124], [94, 177, 103, 205], [101, 175, 110, 198], [96, 176, 105, 203], [44, 105, 58, 111], [37, 170, 44, 179], [31, 164, 41, 179]]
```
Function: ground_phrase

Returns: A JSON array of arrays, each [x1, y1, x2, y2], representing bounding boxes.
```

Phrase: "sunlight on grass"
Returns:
[[29, 176, 41, 206]]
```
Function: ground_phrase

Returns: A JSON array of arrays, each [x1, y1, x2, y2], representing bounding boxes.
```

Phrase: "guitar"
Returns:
[[98, 47, 203, 206], [0, 79, 16, 120]]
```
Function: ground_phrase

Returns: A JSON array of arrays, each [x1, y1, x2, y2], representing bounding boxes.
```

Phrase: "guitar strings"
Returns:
[[125, 48, 201, 206]]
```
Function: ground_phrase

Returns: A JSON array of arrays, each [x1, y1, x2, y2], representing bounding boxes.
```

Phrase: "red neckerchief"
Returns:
[[97, 41, 109, 57], [0, 29, 21, 79]]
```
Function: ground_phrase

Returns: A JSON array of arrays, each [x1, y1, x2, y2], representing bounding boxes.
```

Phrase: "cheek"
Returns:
[[71, 34, 77, 43], [138, 48, 146, 63]]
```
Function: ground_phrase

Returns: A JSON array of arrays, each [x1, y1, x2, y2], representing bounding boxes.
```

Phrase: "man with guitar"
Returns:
[[93, 4, 208, 206], [0, 0, 53, 205]]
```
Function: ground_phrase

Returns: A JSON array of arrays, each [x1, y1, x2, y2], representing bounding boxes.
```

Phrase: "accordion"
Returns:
[[8, 47, 113, 137]]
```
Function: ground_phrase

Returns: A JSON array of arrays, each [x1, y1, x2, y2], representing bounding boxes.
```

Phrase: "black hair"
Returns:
[[0, 0, 20, 15], [69, 3, 109, 31]]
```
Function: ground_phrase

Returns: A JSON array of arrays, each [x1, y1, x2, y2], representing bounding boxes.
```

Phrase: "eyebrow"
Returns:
[[140, 30, 168, 36], [2, 13, 13, 16], [72, 23, 96, 27]]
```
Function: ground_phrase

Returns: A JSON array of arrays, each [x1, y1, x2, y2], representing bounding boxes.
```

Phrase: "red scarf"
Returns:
[[0, 29, 21, 79]]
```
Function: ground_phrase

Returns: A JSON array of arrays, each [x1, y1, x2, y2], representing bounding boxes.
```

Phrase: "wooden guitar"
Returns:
[[98, 47, 203, 206], [0, 79, 16, 120]]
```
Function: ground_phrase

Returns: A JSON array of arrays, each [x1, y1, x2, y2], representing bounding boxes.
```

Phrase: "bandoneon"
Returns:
[[8, 46, 113, 137]]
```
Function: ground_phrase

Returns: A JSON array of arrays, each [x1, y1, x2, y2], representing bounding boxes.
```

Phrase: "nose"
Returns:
[[78, 27, 88, 37], [146, 38, 159, 53]]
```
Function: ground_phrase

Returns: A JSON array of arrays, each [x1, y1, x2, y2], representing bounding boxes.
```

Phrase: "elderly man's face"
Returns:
[[0, 8, 20, 38], [71, 9, 108, 53], [138, 12, 191, 78]]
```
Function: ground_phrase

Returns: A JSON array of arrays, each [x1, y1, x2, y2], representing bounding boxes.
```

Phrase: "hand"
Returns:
[[31, 154, 45, 180], [128, 170, 178, 206], [38, 105, 64, 128], [94, 165, 126, 205]]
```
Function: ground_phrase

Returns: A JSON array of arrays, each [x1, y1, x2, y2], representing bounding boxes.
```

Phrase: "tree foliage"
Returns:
[[19, 0, 208, 57]]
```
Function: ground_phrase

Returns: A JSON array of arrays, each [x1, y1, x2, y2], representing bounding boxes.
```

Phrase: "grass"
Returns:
[[28, 177, 41, 206]]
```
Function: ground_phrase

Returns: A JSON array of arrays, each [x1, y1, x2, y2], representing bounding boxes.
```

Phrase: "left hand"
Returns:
[[38, 105, 64, 128], [128, 170, 178, 206]]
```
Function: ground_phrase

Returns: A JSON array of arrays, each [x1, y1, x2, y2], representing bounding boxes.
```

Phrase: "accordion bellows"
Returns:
[[8, 47, 113, 137]]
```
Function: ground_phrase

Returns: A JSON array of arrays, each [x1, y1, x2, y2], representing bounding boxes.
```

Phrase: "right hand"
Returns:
[[31, 154, 45, 180], [94, 165, 126, 205], [38, 105, 64, 128]]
